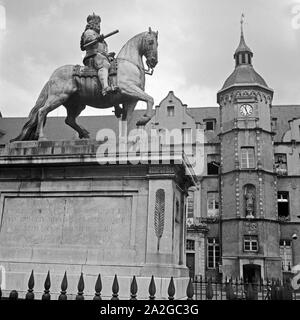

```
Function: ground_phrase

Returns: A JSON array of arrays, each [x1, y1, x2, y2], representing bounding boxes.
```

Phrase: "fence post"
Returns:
[[93, 274, 102, 300], [235, 278, 239, 299], [193, 275, 197, 299], [246, 281, 255, 300], [225, 279, 235, 300], [58, 271, 68, 300], [206, 277, 213, 300], [199, 275, 202, 300], [130, 275, 138, 300], [149, 275, 156, 300], [168, 277, 175, 300], [283, 278, 293, 300], [25, 270, 35, 300], [9, 290, 18, 300], [276, 279, 282, 300], [42, 271, 51, 300], [270, 279, 276, 300], [204, 275, 207, 299], [186, 277, 194, 300], [111, 274, 119, 300], [76, 272, 85, 300], [240, 277, 244, 300]]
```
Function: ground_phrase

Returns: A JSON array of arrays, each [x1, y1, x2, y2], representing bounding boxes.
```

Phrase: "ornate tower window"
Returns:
[[277, 192, 290, 221], [243, 184, 256, 218], [275, 153, 287, 175], [240, 147, 255, 169]]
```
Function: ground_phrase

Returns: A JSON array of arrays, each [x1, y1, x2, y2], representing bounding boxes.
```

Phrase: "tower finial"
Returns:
[[240, 13, 245, 36]]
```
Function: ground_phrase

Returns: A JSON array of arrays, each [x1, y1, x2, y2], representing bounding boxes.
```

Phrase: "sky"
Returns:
[[1, 0, 300, 118]]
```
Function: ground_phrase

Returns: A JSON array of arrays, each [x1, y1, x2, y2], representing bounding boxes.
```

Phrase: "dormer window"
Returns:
[[167, 106, 174, 117], [271, 118, 278, 131], [204, 119, 216, 131]]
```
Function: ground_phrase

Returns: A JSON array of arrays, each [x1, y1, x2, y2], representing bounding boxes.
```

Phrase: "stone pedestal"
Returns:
[[0, 140, 195, 299]]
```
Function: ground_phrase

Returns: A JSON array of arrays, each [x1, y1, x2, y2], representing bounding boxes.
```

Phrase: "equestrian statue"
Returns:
[[12, 13, 158, 141]]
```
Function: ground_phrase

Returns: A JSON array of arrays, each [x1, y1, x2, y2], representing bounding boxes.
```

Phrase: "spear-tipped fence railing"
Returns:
[[192, 275, 297, 300], [0, 271, 298, 300]]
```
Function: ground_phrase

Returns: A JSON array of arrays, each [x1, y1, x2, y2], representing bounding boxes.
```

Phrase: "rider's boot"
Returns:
[[98, 68, 112, 96]]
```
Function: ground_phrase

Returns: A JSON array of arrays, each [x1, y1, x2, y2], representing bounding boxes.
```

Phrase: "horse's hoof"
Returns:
[[114, 106, 123, 118], [79, 132, 90, 139], [136, 116, 151, 126]]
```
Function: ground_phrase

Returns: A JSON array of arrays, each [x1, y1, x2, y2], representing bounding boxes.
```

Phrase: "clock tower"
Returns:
[[216, 18, 281, 280]]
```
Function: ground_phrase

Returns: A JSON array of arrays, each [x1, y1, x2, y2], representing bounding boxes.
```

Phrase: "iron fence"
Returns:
[[0, 270, 298, 300], [192, 275, 298, 300]]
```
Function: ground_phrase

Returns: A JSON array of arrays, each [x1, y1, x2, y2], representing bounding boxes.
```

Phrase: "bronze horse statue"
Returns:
[[12, 28, 158, 141]]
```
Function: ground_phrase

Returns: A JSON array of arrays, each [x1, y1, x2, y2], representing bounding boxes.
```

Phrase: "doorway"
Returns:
[[243, 264, 261, 283], [186, 253, 195, 279]]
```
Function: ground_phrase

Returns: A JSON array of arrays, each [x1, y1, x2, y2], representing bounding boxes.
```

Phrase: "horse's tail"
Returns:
[[11, 81, 50, 142]]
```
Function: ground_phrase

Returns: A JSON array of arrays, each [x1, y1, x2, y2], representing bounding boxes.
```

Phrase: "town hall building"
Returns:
[[0, 26, 300, 283]]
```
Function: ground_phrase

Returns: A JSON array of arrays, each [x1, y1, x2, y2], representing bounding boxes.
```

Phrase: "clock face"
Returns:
[[240, 104, 253, 116]]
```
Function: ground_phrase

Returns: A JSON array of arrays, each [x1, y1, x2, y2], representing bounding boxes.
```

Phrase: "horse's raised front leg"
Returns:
[[120, 84, 154, 126], [64, 104, 90, 139]]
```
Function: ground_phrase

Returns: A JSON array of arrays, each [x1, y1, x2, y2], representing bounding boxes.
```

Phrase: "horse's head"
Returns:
[[142, 27, 158, 69]]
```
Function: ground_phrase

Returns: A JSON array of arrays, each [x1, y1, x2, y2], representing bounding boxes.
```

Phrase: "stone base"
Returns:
[[0, 140, 195, 300]]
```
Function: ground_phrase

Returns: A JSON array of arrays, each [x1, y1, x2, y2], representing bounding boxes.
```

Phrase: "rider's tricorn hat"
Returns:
[[87, 12, 101, 25]]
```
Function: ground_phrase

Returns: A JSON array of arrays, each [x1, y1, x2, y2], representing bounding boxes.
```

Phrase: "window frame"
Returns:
[[243, 235, 259, 252], [240, 147, 255, 169], [204, 119, 216, 131], [186, 239, 195, 251], [207, 191, 219, 218], [167, 106, 175, 117], [207, 154, 220, 175], [207, 238, 220, 269], [277, 191, 290, 219], [271, 117, 278, 131], [275, 153, 288, 175], [186, 193, 194, 219]]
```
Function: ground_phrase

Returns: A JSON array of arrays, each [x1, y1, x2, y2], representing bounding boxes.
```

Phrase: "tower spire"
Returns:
[[234, 13, 253, 66], [218, 15, 271, 93]]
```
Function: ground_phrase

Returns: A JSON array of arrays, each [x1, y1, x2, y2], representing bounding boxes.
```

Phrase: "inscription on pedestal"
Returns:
[[0, 196, 132, 248]]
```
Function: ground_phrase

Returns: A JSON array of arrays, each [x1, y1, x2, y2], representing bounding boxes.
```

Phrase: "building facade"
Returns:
[[0, 26, 300, 283], [143, 26, 300, 282]]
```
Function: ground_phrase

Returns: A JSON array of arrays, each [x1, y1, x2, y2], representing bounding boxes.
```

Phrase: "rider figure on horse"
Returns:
[[80, 13, 113, 96]]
